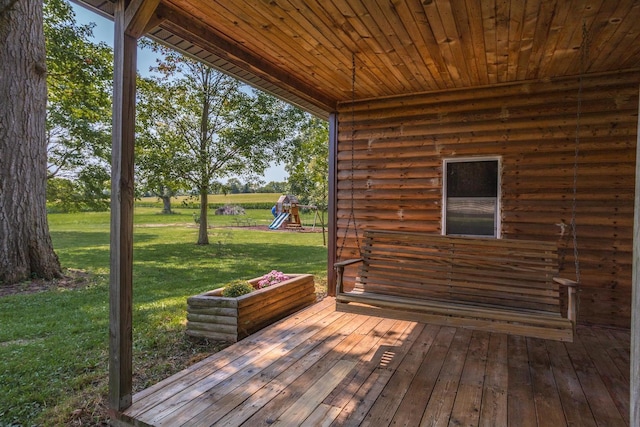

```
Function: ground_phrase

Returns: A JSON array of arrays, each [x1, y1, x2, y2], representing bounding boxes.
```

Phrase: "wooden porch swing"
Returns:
[[335, 231, 577, 342], [334, 51, 585, 343]]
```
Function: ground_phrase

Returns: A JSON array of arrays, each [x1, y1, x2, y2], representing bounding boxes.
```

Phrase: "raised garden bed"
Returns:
[[185, 274, 316, 342]]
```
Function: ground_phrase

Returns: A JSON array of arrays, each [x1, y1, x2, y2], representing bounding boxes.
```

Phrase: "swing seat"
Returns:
[[335, 230, 577, 342]]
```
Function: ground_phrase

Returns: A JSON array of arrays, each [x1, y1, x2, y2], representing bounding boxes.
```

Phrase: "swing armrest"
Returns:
[[553, 277, 578, 287], [334, 258, 363, 294], [334, 258, 363, 268], [553, 277, 578, 323]]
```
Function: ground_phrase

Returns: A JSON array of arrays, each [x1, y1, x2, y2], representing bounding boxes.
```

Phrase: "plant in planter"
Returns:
[[186, 272, 316, 342], [221, 280, 256, 297], [256, 270, 290, 288], [220, 271, 291, 297]]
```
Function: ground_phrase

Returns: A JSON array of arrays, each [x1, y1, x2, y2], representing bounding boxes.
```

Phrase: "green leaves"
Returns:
[[46, 165, 110, 213], [286, 116, 329, 209], [135, 44, 304, 241], [44, 0, 112, 211]]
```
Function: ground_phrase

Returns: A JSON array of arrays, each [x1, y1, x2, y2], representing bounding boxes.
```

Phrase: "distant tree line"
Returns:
[[219, 178, 287, 195]]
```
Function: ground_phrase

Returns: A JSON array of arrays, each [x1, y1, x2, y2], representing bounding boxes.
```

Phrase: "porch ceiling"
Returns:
[[75, 0, 640, 118]]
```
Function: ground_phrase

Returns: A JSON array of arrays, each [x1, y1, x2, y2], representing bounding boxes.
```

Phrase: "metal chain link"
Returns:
[[572, 23, 589, 285], [338, 52, 361, 259]]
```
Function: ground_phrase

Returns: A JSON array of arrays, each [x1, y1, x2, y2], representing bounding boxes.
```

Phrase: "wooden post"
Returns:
[[109, 0, 137, 413], [327, 112, 338, 296], [632, 84, 640, 427]]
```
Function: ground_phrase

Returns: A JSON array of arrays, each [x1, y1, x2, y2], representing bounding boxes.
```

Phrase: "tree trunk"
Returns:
[[197, 70, 210, 245], [161, 195, 172, 214], [0, 0, 62, 284], [197, 190, 209, 244]]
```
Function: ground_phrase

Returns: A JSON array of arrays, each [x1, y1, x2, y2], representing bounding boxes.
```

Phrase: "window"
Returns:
[[443, 158, 500, 237]]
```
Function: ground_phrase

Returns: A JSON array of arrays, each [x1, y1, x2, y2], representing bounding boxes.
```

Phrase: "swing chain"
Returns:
[[337, 52, 361, 260], [571, 23, 589, 285]]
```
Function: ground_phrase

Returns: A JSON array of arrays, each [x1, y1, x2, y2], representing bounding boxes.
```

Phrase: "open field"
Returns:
[[0, 209, 327, 426]]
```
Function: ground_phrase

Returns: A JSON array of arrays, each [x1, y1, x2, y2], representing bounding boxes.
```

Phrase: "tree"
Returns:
[[225, 178, 243, 194], [286, 116, 329, 244], [136, 77, 185, 214], [137, 45, 303, 243], [0, 0, 62, 283], [46, 165, 110, 213], [44, 0, 112, 209]]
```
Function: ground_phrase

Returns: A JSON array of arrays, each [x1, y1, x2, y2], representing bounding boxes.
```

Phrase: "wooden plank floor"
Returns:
[[119, 297, 630, 426]]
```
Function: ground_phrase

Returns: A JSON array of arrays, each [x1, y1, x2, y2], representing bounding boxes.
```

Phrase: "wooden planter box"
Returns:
[[185, 274, 316, 342]]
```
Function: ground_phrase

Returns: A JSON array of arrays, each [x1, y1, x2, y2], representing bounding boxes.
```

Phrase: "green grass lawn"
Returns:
[[0, 208, 328, 426], [132, 206, 323, 228]]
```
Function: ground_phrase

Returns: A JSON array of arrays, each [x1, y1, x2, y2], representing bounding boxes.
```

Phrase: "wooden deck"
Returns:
[[119, 297, 630, 426]]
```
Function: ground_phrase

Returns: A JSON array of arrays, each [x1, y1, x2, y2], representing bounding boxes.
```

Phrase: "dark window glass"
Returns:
[[447, 161, 498, 198], [445, 160, 498, 237]]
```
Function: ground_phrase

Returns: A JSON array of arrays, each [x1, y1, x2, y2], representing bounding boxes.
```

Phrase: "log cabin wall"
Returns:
[[335, 70, 639, 328]]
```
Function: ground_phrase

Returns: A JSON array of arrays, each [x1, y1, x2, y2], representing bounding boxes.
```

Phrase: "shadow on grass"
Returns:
[[2, 229, 327, 425], [130, 241, 327, 302], [52, 230, 158, 246], [52, 231, 158, 271], [52, 228, 326, 304]]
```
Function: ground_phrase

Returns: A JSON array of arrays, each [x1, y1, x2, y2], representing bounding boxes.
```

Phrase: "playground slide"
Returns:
[[269, 212, 289, 230]]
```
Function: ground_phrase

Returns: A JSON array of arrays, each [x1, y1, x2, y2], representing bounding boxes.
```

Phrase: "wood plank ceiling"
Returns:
[[75, 0, 640, 117]]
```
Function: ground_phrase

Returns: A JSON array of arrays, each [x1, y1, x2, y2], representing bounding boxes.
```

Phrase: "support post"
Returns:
[[109, 0, 137, 413], [327, 112, 338, 296], [632, 85, 640, 427]]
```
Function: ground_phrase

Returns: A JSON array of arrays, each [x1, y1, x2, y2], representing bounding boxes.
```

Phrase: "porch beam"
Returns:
[[124, 0, 160, 38], [109, 0, 137, 413], [328, 112, 338, 296], [632, 84, 640, 427]]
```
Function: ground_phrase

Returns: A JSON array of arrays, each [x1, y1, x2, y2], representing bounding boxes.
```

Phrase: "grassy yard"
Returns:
[[136, 194, 325, 229], [0, 207, 328, 426], [137, 192, 283, 208]]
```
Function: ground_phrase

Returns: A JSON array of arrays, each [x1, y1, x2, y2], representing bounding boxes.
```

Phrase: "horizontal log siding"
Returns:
[[335, 71, 639, 328]]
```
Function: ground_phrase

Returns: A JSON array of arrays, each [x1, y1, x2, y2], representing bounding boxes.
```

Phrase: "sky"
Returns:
[[70, 2, 288, 184]]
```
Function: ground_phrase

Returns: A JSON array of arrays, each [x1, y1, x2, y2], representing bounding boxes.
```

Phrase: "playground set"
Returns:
[[269, 195, 302, 230]]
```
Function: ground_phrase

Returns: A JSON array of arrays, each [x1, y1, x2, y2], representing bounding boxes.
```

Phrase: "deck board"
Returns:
[[409, 328, 473, 427], [479, 333, 508, 427], [565, 334, 628, 427], [528, 337, 566, 427], [450, 330, 490, 426], [545, 339, 597, 427], [119, 297, 631, 427], [358, 324, 440, 426], [507, 335, 537, 427], [390, 326, 457, 426], [159, 311, 359, 425], [577, 327, 630, 424]]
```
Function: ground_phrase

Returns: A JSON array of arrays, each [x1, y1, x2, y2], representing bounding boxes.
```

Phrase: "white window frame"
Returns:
[[442, 156, 501, 238]]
